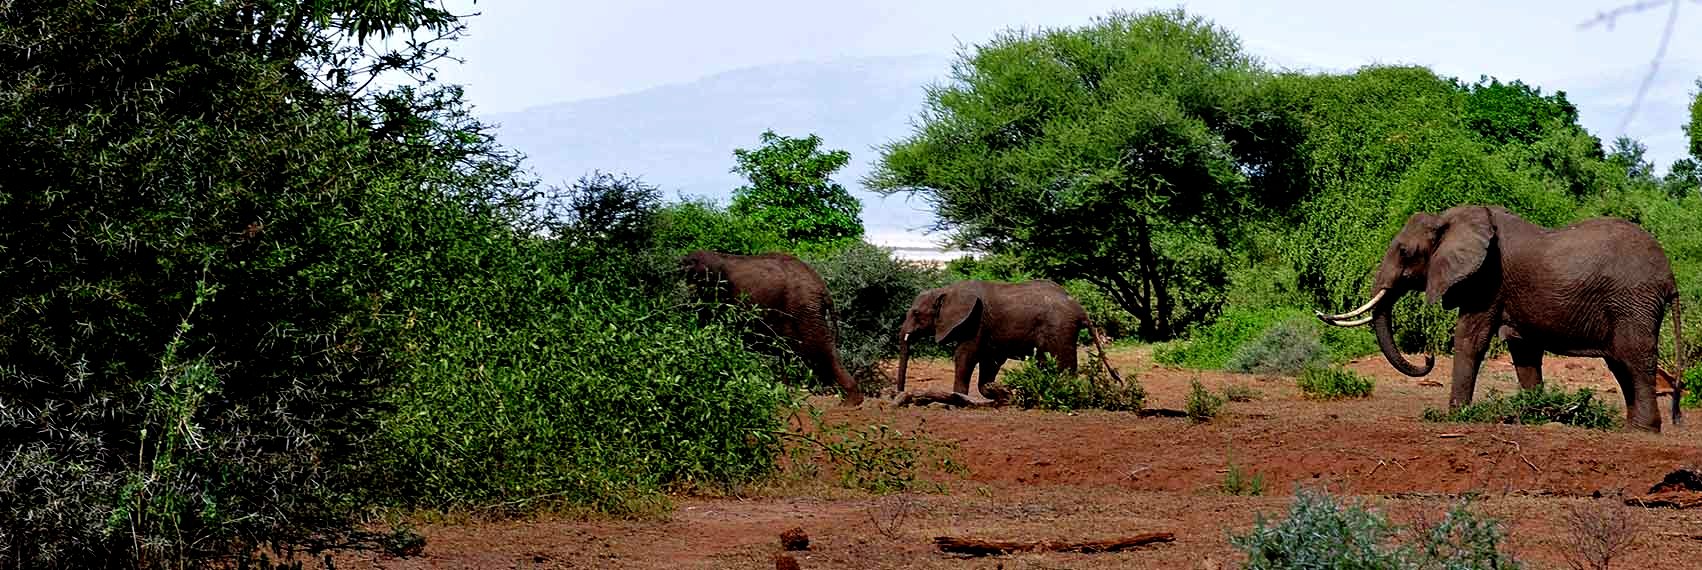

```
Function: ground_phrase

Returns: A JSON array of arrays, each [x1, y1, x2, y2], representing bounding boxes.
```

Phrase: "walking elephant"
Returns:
[[679, 250, 863, 406], [1315, 205, 1685, 432], [894, 279, 1121, 396]]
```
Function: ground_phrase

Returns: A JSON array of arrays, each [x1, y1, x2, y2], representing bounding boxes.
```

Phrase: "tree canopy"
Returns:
[[729, 130, 864, 250], [867, 9, 1294, 339]]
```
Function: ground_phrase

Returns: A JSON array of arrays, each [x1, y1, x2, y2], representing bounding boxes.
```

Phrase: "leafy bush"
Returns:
[[1422, 385, 1621, 430], [1223, 383, 1264, 402], [1232, 488, 1521, 569], [384, 273, 799, 514], [1227, 318, 1329, 374], [1156, 307, 1376, 370], [1297, 367, 1376, 400], [778, 411, 964, 494], [1004, 355, 1144, 412], [1186, 379, 1226, 424], [806, 242, 948, 392]]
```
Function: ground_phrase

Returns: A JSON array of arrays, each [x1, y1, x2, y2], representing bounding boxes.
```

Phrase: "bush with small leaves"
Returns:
[[1223, 383, 1264, 402], [1232, 488, 1521, 569], [1422, 384, 1621, 430], [1004, 355, 1145, 412], [1297, 367, 1376, 400], [1186, 379, 1227, 424]]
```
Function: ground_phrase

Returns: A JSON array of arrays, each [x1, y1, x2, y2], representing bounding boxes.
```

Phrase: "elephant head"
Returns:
[[1316, 207, 1498, 377], [894, 286, 984, 392]]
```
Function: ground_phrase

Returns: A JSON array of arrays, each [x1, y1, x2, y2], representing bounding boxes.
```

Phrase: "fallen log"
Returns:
[[933, 532, 1175, 557], [894, 390, 1002, 408], [1625, 490, 1702, 509]]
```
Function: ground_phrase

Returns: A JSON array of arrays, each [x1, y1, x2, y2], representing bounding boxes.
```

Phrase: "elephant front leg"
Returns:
[[1448, 311, 1497, 410], [952, 343, 979, 395]]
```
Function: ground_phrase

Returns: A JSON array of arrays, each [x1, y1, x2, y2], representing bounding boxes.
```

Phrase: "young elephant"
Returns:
[[894, 279, 1121, 396], [679, 250, 863, 406], [1316, 205, 1685, 432]]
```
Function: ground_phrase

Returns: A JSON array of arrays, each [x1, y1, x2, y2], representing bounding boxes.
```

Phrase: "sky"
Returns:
[[424, 0, 1702, 246]]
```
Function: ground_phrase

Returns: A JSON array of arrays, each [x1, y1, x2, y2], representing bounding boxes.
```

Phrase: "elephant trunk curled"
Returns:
[[1370, 299, 1436, 377]]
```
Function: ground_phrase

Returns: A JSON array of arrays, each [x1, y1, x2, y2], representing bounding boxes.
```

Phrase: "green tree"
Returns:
[[728, 130, 864, 249], [867, 9, 1288, 340], [0, 0, 521, 565], [1688, 78, 1702, 160], [1608, 135, 1656, 181], [1459, 76, 1583, 146]]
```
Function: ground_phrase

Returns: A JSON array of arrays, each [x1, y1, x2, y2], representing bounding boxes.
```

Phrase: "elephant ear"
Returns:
[[1425, 208, 1496, 306], [935, 292, 984, 344]]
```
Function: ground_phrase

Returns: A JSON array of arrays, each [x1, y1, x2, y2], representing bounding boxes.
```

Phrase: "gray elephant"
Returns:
[[894, 279, 1121, 395], [680, 250, 863, 406], [1316, 205, 1685, 432]]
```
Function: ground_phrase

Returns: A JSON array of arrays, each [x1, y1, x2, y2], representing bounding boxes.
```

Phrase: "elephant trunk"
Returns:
[[895, 331, 913, 394], [1371, 299, 1436, 377]]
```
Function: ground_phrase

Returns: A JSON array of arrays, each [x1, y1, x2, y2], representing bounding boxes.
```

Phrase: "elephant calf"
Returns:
[[679, 250, 863, 406], [1317, 205, 1684, 432], [895, 279, 1121, 396]]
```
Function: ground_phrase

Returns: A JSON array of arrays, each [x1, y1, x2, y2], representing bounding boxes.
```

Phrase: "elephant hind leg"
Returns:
[[1605, 354, 1662, 433]]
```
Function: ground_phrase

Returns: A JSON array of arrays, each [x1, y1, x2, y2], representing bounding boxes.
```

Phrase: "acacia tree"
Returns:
[[866, 9, 1298, 340], [729, 130, 864, 250]]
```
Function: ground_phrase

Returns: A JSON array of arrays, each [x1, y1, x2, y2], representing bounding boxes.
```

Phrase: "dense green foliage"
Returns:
[[805, 242, 947, 391], [730, 130, 865, 250], [869, 9, 1298, 340], [1154, 308, 1375, 371], [1297, 367, 1377, 400], [1232, 489, 1521, 569], [1422, 385, 1621, 430], [1002, 355, 1144, 412], [1689, 79, 1702, 162]]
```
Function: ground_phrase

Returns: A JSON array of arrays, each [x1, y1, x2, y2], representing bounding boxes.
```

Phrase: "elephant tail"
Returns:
[[1671, 293, 1685, 421], [1083, 315, 1124, 386]]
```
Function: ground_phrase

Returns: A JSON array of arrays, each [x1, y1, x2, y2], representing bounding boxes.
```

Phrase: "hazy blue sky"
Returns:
[[424, 1, 1700, 247]]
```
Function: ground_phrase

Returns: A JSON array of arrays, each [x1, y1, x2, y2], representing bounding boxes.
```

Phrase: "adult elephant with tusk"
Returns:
[[1316, 205, 1685, 432], [894, 279, 1121, 396]]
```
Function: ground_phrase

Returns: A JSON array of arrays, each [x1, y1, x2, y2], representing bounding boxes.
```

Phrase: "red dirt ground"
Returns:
[[336, 349, 1702, 569]]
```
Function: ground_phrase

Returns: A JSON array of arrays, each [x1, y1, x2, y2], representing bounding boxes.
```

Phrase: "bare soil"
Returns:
[[336, 349, 1702, 569]]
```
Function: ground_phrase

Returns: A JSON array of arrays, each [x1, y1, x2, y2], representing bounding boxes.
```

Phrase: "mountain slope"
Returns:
[[484, 54, 954, 247]]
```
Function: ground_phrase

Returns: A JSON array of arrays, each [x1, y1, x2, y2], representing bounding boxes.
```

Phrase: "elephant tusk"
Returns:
[[1317, 289, 1387, 322], [1325, 314, 1374, 328]]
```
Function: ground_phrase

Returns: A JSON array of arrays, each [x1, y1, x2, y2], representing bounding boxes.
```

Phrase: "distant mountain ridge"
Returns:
[[483, 54, 955, 248]]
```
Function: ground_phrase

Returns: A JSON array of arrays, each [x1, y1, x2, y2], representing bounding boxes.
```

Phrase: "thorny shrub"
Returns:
[[1297, 366, 1377, 400], [777, 406, 964, 494], [1003, 354, 1145, 412], [1422, 385, 1621, 430], [1232, 488, 1522, 569], [1187, 379, 1227, 424]]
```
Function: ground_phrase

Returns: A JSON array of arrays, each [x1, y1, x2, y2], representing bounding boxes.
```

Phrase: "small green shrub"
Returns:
[[779, 407, 964, 494], [1004, 355, 1144, 412], [1227, 318, 1328, 374], [1156, 308, 1378, 371], [1232, 488, 1522, 569], [1298, 367, 1376, 400], [1186, 379, 1226, 424], [1422, 385, 1621, 430], [1221, 454, 1266, 496], [1223, 383, 1264, 402]]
